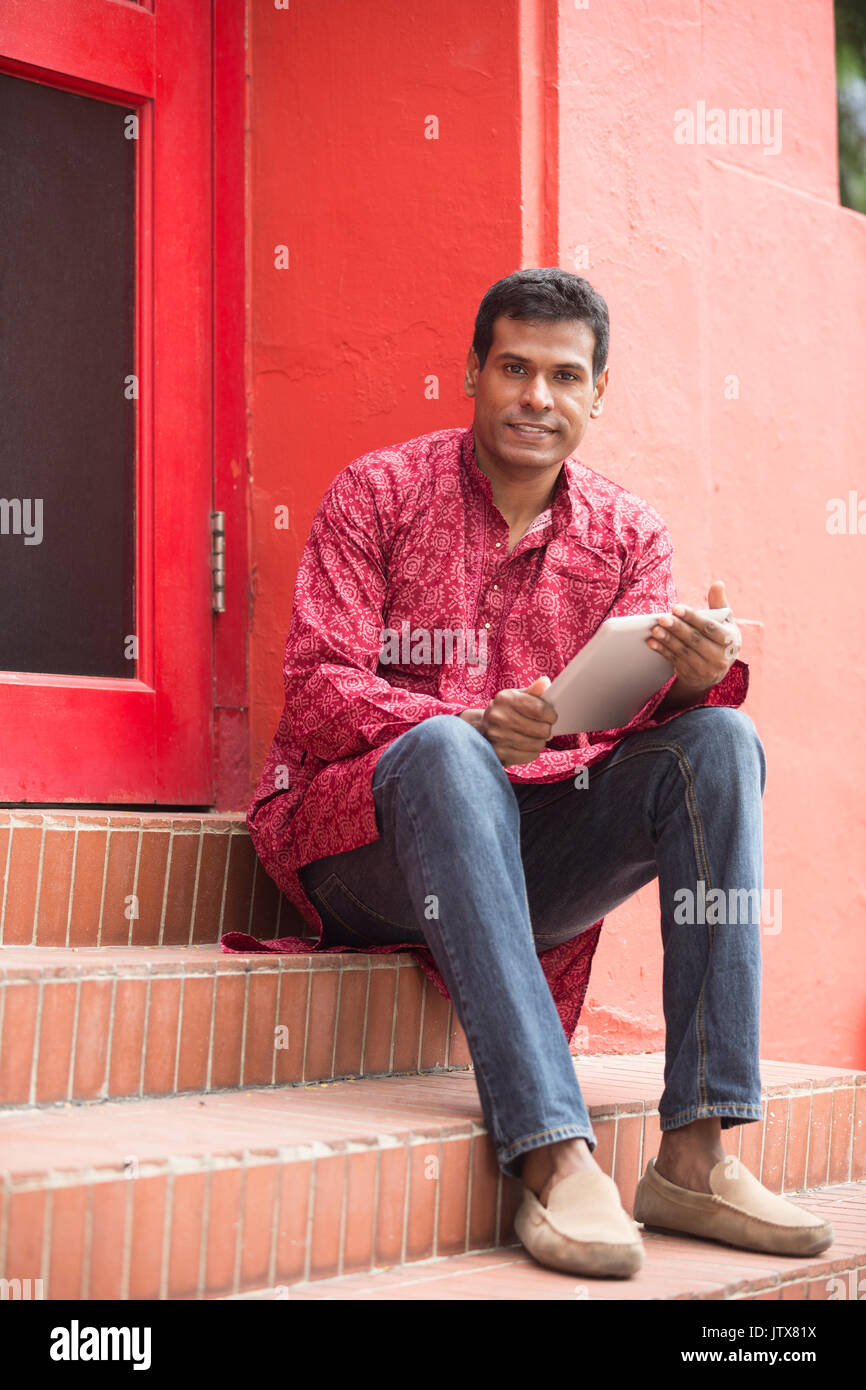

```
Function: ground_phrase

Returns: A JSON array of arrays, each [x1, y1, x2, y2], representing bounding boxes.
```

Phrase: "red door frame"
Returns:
[[212, 0, 251, 813], [0, 0, 249, 808]]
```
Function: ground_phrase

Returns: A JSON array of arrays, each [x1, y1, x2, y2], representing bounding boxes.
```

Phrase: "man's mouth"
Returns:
[[508, 422, 556, 438]]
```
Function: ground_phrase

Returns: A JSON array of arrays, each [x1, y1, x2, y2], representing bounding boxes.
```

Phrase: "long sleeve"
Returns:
[[587, 518, 749, 744], [283, 466, 466, 763]]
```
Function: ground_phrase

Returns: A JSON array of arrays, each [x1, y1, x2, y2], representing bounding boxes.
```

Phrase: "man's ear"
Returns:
[[464, 346, 479, 397], [590, 363, 610, 418]]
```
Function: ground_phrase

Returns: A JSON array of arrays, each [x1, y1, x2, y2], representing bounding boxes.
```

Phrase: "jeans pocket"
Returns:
[[310, 872, 419, 948]]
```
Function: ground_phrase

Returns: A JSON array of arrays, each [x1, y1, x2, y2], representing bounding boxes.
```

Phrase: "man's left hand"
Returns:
[[648, 580, 742, 699]]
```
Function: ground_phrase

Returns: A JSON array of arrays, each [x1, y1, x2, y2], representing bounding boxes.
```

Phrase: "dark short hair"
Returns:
[[471, 267, 610, 384]]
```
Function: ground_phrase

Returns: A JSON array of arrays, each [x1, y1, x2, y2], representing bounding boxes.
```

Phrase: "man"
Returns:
[[245, 268, 833, 1279]]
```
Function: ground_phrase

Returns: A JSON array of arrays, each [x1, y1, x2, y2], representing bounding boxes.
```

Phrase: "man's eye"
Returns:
[[504, 365, 578, 382]]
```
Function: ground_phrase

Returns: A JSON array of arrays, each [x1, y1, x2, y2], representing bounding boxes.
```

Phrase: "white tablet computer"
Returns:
[[545, 608, 732, 735]]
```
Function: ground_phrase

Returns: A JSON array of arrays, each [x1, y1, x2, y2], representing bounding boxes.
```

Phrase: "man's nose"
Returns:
[[520, 375, 554, 410]]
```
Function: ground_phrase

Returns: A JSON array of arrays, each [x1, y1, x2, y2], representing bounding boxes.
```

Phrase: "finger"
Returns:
[[650, 616, 715, 661], [659, 615, 739, 669], [525, 676, 551, 695], [505, 690, 559, 726], [487, 718, 552, 746], [724, 636, 741, 662], [721, 620, 742, 662], [649, 624, 720, 679], [485, 700, 555, 739], [668, 607, 731, 645], [486, 716, 553, 749], [494, 739, 550, 766], [498, 743, 547, 767], [659, 613, 741, 668]]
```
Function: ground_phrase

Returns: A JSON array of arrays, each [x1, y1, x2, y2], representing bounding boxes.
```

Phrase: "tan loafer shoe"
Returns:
[[633, 1156, 834, 1257], [514, 1167, 645, 1277]]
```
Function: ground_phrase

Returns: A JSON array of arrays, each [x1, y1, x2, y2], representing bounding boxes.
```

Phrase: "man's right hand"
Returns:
[[459, 676, 557, 767]]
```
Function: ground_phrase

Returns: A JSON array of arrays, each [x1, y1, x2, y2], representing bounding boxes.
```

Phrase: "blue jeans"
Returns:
[[299, 706, 766, 1180]]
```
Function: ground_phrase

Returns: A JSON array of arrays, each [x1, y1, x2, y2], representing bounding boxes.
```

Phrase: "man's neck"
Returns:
[[472, 429, 563, 541]]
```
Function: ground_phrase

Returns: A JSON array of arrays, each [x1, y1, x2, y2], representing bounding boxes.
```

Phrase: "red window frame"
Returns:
[[0, 0, 247, 806]]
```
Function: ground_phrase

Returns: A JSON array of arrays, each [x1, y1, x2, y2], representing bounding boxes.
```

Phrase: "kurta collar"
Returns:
[[460, 425, 576, 543]]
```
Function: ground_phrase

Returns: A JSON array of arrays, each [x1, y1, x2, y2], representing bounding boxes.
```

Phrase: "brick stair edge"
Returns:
[[1, 1072, 864, 1300]]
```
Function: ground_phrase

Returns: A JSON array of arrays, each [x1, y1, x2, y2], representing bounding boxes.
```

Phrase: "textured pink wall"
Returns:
[[246, 0, 866, 1066]]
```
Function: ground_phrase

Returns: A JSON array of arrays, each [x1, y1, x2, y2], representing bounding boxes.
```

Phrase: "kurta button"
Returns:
[[495, 542, 501, 547]]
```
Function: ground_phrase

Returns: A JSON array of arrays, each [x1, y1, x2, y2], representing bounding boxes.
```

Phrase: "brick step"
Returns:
[[0, 946, 469, 1105], [0, 1057, 862, 1299], [0, 809, 306, 947], [236, 1181, 866, 1301]]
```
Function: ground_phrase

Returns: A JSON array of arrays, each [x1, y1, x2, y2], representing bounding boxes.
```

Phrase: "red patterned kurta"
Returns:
[[222, 425, 749, 1040]]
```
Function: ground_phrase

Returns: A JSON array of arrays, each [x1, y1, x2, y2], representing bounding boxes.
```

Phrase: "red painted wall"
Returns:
[[244, 0, 866, 1068]]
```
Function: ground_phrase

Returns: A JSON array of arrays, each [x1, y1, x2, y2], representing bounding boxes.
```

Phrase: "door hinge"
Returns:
[[210, 510, 226, 613]]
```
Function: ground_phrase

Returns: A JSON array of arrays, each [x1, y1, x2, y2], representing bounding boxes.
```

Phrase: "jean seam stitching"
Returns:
[[666, 741, 713, 1115], [660, 1104, 763, 1126], [500, 1124, 591, 1160], [308, 875, 373, 943]]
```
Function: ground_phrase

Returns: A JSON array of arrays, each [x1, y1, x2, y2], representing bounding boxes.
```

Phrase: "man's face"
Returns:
[[464, 315, 609, 472]]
